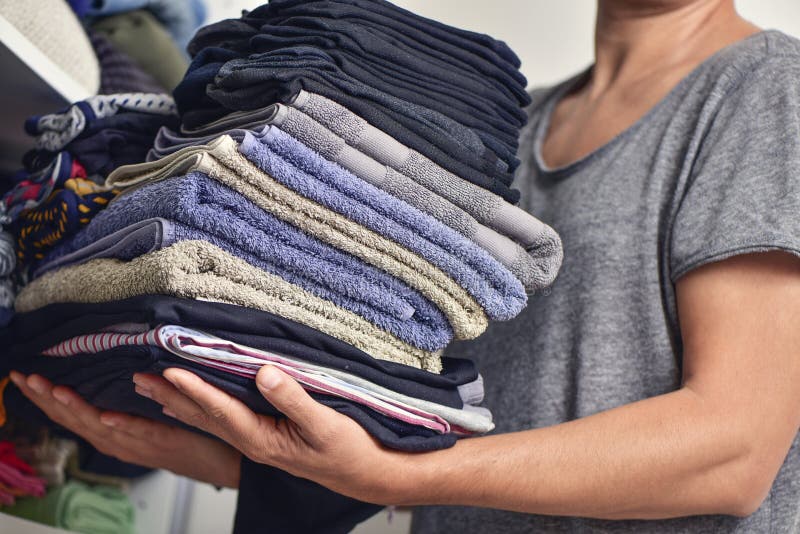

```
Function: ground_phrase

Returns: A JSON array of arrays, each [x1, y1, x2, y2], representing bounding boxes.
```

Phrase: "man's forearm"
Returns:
[[396, 387, 756, 519]]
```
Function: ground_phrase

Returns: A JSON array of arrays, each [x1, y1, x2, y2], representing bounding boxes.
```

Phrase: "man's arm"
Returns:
[[77, 250, 800, 518], [395, 251, 800, 518]]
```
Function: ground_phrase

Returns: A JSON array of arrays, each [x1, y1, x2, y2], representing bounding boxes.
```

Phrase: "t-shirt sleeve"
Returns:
[[670, 56, 800, 281]]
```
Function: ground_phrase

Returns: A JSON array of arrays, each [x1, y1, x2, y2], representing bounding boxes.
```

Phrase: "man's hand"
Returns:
[[133, 365, 417, 505], [9, 371, 242, 489]]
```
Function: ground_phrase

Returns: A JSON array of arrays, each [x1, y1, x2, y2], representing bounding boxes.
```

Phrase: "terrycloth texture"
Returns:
[[189, 9, 528, 119], [89, 31, 166, 94], [25, 93, 176, 152], [150, 113, 560, 292], [292, 91, 563, 287], [178, 48, 519, 200], [0, 153, 85, 226], [107, 136, 489, 339], [43, 173, 455, 351], [0, 0, 99, 94], [4, 481, 135, 534], [91, 10, 188, 91], [86, 0, 206, 50], [176, 68, 515, 198], [33, 219, 163, 278], [16, 240, 442, 371], [210, 45, 518, 155], [186, 0, 530, 155], [0, 231, 14, 276], [247, 0, 525, 82], [245, 129, 527, 320], [150, 119, 522, 270], [13, 178, 118, 270]]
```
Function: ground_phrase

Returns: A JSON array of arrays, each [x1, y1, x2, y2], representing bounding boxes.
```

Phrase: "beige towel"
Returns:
[[15, 240, 442, 372], [107, 136, 488, 340]]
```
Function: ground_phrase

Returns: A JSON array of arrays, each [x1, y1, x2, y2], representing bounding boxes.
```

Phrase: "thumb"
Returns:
[[255, 365, 333, 432]]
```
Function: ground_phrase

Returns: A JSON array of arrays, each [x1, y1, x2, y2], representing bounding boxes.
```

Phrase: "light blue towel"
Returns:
[[241, 129, 527, 320], [40, 173, 454, 351]]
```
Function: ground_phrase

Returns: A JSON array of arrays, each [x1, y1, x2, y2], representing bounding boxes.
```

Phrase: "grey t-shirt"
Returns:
[[412, 30, 800, 533]]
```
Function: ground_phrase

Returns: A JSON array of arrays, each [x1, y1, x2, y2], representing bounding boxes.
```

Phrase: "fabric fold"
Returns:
[[16, 240, 442, 372], [107, 136, 491, 340], [38, 173, 455, 351]]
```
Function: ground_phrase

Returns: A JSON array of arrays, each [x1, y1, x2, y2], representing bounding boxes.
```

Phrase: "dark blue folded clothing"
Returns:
[[245, 0, 527, 86], [210, 46, 516, 172], [52, 112, 179, 177], [3, 345, 457, 452], [242, 38, 521, 152], [176, 46, 516, 188], [1, 295, 479, 397], [193, 18, 526, 137], [234, 457, 382, 534]]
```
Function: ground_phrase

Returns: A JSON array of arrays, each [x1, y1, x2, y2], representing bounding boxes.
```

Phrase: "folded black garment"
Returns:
[[245, 0, 527, 88], [234, 457, 382, 534], [176, 62, 519, 197], [3, 345, 457, 452], [244, 29, 522, 149], [176, 47, 516, 188], [2, 295, 478, 398], [191, 16, 526, 129], [209, 46, 519, 166], [49, 112, 179, 177]]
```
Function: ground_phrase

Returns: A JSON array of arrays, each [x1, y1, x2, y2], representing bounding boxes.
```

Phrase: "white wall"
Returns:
[[205, 0, 800, 88]]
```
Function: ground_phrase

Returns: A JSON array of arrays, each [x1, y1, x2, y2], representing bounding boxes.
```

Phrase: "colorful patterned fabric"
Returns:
[[25, 93, 177, 152], [14, 179, 118, 269], [0, 153, 86, 226]]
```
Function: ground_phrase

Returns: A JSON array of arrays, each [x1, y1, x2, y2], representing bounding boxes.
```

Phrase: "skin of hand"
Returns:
[[130, 251, 800, 518], [8, 371, 241, 489]]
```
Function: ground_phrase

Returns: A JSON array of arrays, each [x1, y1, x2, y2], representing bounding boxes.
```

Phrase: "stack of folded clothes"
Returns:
[[0, 93, 178, 326], [2, 2, 564, 529], [2, 0, 562, 455]]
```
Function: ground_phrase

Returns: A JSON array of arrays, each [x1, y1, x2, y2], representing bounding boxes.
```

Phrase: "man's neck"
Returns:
[[589, 0, 758, 98]]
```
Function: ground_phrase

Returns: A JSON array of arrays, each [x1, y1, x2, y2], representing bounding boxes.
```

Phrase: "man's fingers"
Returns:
[[132, 372, 211, 430], [100, 411, 174, 443], [162, 368, 262, 432], [255, 366, 339, 443]]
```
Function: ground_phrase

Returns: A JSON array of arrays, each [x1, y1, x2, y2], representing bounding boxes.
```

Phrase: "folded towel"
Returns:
[[107, 136, 488, 340], [148, 122, 535, 287], [292, 91, 564, 289], [162, 103, 558, 292], [40, 174, 455, 351], [16, 240, 442, 371], [244, 128, 527, 320]]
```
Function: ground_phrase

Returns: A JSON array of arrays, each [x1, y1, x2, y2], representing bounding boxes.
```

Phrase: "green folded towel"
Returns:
[[5, 480, 135, 534]]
